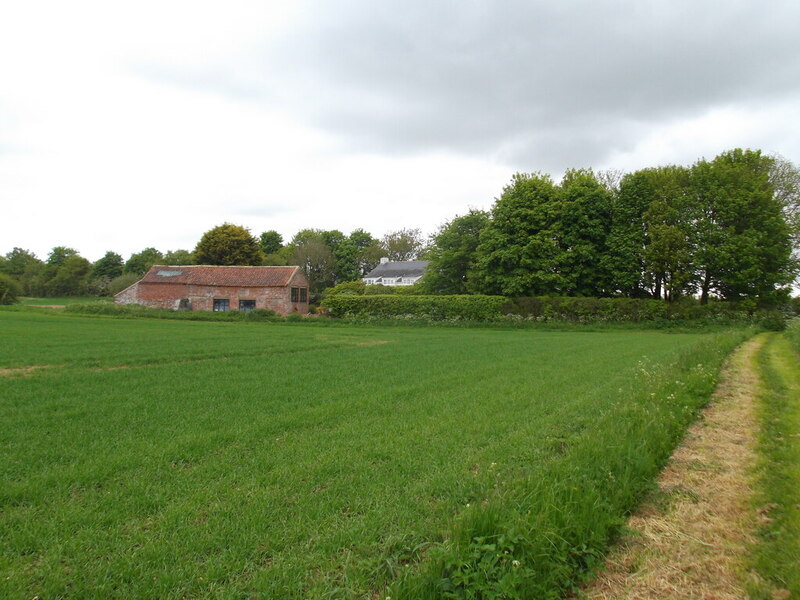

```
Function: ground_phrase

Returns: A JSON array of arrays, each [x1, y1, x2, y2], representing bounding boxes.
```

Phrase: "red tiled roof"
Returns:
[[140, 265, 300, 287]]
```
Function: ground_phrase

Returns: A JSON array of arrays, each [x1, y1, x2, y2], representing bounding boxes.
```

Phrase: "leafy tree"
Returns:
[[1, 248, 43, 294], [124, 248, 164, 276], [288, 229, 336, 297], [381, 228, 425, 261], [601, 171, 652, 297], [44, 255, 91, 296], [0, 273, 22, 304], [473, 172, 565, 296], [108, 273, 141, 295], [349, 229, 383, 276], [423, 209, 490, 294], [163, 249, 194, 265], [558, 169, 613, 297], [194, 223, 264, 266], [91, 251, 124, 280], [641, 166, 695, 301], [259, 230, 284, 255], [691, 149, 796, 304], [47, 246, 79, 266]]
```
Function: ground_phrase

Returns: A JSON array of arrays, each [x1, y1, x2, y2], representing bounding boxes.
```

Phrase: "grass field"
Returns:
[[0, 309, 750, 598], [19, 296, 113, 306]]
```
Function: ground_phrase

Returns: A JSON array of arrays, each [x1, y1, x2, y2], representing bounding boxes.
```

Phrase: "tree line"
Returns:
[[0, 226, 427, 302], [1, 148, 798, 306]]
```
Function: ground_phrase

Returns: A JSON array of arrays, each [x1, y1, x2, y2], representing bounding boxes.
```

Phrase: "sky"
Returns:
[[1, 0, 799, 262]]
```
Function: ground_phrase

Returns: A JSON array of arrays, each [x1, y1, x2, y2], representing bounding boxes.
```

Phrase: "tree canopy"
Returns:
[[194, 223, 264, 266]]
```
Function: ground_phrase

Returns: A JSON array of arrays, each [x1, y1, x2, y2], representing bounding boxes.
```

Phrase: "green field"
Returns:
[[0, 310, 749, 599]]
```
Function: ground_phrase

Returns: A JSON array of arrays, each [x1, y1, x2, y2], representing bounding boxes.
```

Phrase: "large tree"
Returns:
[[259, 230, 284, 255], [91, 251, 124, 280], [558, 169, 613, 297], [194, 223, 264, 266], [380, 228, 425, 261], [473, 172, 565, 296], [124, 247, 164, 276], [423, 209, 490, 294], [692, 149, 796, 304], [288, 229, 336, 296]]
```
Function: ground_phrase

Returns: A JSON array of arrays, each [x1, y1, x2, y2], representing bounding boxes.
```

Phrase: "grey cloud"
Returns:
[[142, 0, 800, 171]]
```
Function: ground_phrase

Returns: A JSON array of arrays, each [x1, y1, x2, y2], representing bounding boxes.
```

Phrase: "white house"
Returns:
[[363, 258, 429, 287]]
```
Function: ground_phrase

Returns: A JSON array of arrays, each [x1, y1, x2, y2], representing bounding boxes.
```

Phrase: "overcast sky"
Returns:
[[2, 0, 799, 262]]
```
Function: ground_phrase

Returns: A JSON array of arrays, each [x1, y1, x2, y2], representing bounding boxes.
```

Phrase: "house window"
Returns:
[[239, 299, 256, 312], [213, 299, 229, 312], [291, 287, 308, 302], [291, 287, 298, 302], [299, 288, 307, 302]]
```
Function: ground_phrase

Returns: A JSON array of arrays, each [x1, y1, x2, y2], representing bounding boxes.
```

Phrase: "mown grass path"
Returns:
[[579, 332, 800, 600]]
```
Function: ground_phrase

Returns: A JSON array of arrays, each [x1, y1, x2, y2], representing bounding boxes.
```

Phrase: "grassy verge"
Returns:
[[749, 330, 800, 597]]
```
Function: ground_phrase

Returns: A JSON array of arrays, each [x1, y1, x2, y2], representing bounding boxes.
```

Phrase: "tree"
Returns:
[[558, 169, 613, 297], [44, 255, 91, 296], [0, 273, 22, 304], [640, 166, 695, 301], [2, 247, 41, 278], [163, 249, 194, 265], [91, 251, 124, 280], [124, 248, 164, 276], [380, 228, 425, 261], [46, 246, 79, 266], [473, 172, 565, 296], [691, 149, 796, 304], [288, 229, 336, 297], [194, 223, 264, 266], [423, 209, 490, 294], [349, 229, 383, 276], [602, 171, 652, 297], [259, 230, 284, 255]]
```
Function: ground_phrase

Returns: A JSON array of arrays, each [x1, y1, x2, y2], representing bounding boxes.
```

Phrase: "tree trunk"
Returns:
[[700, 270, 711, 305]]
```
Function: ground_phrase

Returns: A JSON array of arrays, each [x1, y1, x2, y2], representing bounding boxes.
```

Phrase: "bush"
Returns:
[[0, 274, 22, 305], [325, 280, 367, 296], [321, 295, 507, 321], [108, 273, 141, 295]]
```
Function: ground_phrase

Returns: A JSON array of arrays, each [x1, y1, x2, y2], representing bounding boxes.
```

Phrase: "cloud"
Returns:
[[164, 0, 800, 171]]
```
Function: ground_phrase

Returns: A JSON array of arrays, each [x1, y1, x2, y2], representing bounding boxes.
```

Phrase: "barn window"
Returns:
[[213, 299, 229, 312], [291, 287, 308, 302], [239, 300, 256, 312], [299, 288, 307, 302]]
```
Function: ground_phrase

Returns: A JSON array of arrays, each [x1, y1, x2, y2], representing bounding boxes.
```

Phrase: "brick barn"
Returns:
[[115, 265, 310, 315]]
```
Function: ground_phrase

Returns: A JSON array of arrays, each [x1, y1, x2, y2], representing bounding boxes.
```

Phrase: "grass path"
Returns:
[[577, 336, 763, 599], [578, 333, 800, 599]]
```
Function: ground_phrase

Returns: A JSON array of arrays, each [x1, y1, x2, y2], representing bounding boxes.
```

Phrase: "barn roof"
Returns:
[[139, 265, 301, 287]]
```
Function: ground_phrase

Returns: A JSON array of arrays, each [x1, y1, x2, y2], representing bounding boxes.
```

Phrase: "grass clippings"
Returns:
[[578, 336, 763, 600]]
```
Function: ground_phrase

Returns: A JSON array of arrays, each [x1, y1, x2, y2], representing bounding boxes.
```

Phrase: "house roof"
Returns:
[[364, 261, 430, 279], [139, 265, 301, 287]]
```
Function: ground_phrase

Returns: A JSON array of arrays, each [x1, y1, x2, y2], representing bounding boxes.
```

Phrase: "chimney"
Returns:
[[380, 257, 389, 264]]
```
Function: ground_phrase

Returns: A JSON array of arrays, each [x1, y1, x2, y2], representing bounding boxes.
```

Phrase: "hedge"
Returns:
[[321, 294, 507, 321]]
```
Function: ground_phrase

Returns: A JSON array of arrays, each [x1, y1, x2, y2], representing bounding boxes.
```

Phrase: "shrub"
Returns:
[[325, 280, 367, 296], [364, 284, 395, 295], [0, 274, 22, 305], [321, 294, 506, 321], [108, 273, 141, 296]]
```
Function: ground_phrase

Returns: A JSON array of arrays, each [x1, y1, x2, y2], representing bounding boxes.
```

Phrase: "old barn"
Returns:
[[115, 265, 309, 315]]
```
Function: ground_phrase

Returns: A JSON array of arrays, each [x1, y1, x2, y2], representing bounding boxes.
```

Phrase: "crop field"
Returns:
[[0, 310, 749, 599]]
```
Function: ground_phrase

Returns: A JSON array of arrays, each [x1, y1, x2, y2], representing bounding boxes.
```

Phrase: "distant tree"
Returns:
[[259, 230, 284, 255], [163, 249, 194, 265], [768, 154, 800, 248], [91, 251, 124, 280], [124, 248, 164, 276], [46, 246, 79, 266], [691, 148, 796, 304], [38, 253, 91, 296], [194, 223, 264, 266], [602, 171, 653, 297], [423, 209, 490, 294], [0, 273, 22, 304], [558, 169, 613, 296], [288, 229, 336, 297], [473, 172, 564, 296], [1, 248, 43, 294], [349, 229, 383, 276], [640, 166, 695, 301], [381, 228, 425, 261]]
